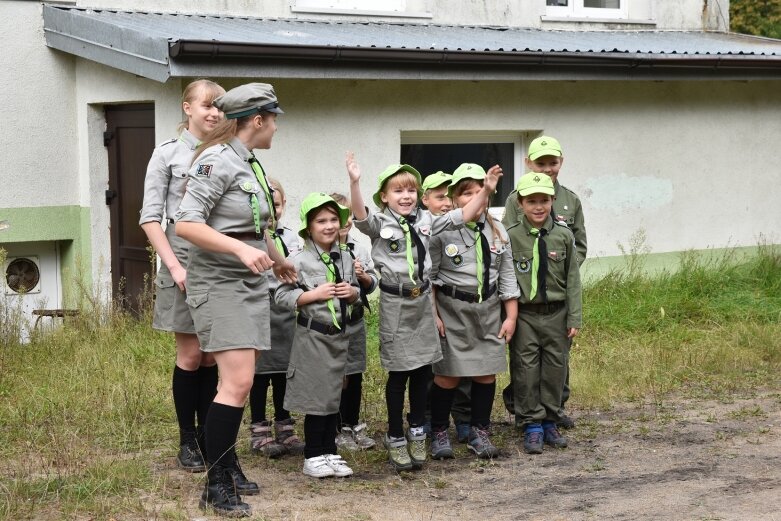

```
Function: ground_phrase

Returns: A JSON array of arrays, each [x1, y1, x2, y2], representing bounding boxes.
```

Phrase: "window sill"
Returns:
[[541, 16, 657, 26], [290, 6, 433, 19]]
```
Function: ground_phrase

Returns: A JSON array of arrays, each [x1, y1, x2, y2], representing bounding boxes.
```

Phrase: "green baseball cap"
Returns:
[[372, 164, 423, 208], [421, 171, 452, 193], [298, 192, 350, 238], [516, 172, 555, 197], [528, 136, 562, 161], [447, 163, 486, 197], [213, 82, 284, 119]]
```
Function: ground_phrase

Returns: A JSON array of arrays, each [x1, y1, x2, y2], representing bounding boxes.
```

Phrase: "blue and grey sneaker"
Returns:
[[523, 424, 544, 454], [455, 421, 471, 443], [430, 429, 454, 459], [542, 422, 568, 448], [467, 426, 499, 459]]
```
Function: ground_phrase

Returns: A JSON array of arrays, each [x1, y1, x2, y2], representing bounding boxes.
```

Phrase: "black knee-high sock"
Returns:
[[339, 373, 363, 428], [196, 365, 218, 427], [386, 371, 409, 438], [172, 365, 199, 443], [205, 402, 244, 467], [407, 365, 431, 428], [430, 382, 456, 431], [249, 374, 271, 423], [470, 380, 496, 428], [270, 373, 290, 421], [323, 413, 339, 454]]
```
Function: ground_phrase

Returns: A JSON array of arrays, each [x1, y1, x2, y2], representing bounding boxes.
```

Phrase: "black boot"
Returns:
[[177, 429, 206, 473], [199, 463, 251, 517], [227, 454, 260, 496]]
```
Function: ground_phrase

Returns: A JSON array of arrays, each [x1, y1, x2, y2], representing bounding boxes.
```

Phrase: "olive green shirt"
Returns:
[[507, 215, 582, 329], [502, 180, 587, 266]]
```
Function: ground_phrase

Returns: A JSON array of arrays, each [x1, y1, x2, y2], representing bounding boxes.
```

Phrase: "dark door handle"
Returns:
[[105, 189, 117, 205]]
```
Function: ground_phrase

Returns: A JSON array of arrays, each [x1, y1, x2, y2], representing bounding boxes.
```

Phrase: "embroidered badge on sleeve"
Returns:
[[195, 163, 213, 177]]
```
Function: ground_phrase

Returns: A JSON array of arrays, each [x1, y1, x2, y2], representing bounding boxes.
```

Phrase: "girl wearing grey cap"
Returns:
[[139, 79, 225, 474], [175, 82, 296, 517]]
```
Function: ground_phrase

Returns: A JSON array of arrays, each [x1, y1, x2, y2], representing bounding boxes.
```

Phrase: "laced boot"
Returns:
[[226, 454, 259, 496], [274, 418, 305, 455], [177, 429, 206, 473], [249, 421, 286, 458], [199, 463, 251, 518]]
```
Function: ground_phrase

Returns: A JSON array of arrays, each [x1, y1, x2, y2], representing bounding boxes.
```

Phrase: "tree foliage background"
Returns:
[[730, 0, 781, 38]]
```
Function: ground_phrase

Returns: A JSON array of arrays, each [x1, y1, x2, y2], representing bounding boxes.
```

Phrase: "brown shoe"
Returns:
[[250, 421, 287, 458], [274, 418, 305, 455]]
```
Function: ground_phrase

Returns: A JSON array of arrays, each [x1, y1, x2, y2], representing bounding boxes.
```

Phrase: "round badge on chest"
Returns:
[[444, 244, 459, 257], [516, 259, 530, 273], [380, 228, 393, 240], [452, 255, 463, 266]]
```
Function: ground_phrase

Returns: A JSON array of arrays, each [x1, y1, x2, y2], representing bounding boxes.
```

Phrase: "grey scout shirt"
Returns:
[[139, 129, 199, 226], [275, 240, 361, 325], [346, 234, 378, 295], [507, 215, 582, 329], [353, 207, 465, 288], [502, 180, 587, 266], [430, 218, 520, 301], [175, 137, 271, 236]]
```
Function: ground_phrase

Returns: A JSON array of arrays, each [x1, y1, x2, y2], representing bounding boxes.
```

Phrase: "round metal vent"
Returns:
[[6, 258, 40, 293]]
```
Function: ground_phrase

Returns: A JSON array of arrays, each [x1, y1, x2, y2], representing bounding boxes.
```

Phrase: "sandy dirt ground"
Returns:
[[149, 389, 781, 521]]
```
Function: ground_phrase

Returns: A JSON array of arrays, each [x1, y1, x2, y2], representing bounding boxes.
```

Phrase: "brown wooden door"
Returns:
[[105, 104, 155, 314]]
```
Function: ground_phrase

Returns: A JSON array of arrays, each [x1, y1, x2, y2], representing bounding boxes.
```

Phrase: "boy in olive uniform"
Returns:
[[506, 173, 581, 454], [502, 136, 586, 428]]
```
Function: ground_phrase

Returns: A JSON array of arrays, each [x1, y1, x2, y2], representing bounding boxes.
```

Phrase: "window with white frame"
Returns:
[[546, 0, 628, 19]]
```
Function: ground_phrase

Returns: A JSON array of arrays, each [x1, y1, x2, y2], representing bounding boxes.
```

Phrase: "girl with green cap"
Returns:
[[275, 192, 363, 478], [345, 152, 502, 471], [428, 163, 519, 460]]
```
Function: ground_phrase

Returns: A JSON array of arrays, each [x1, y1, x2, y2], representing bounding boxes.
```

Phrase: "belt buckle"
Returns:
[[410, 287, 421, 298]]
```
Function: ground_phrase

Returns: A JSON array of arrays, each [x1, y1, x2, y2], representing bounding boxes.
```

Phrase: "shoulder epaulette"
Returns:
[[156, 137, 178, 148], [505, 221, 522, 231]]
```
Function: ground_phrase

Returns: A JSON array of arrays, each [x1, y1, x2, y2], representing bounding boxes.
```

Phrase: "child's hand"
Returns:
[[334, 281, 357, 301], [484, 165, 503, 193], [273, 259, 297, 284], [312, 282, 337, 301], [435, 314, 446, 337], [498, 317, 516, 342], [346, 151, 361, 182], [567, 327, 579, 339]]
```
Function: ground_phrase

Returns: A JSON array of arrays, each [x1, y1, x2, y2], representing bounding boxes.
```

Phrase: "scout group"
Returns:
[[140, 80, 586, 517]]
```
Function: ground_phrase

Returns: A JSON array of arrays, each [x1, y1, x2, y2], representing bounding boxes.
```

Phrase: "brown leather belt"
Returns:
[[519, 301, 565, 314]]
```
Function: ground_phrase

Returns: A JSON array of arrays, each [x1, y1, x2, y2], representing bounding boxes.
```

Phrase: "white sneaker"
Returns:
[[302, 455, 335, 478], [324, 454, 354, 477]]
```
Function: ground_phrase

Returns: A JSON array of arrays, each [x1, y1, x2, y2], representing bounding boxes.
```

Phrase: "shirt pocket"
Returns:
[[381, 229, 406, 256], [490, 244, 507, 266], [512, 249, 534, 275], [167, 167, 190, 202]]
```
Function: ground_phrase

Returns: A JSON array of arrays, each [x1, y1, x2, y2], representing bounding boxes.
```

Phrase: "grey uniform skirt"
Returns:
[[255, 297, 295, 374], [152, 226, 195, 334], [284, 322, 349, 415], [345, 318, 367, 375], [433, 291, 507, 377], [185, 240, 270, 353], [378, 289, 443, 372]]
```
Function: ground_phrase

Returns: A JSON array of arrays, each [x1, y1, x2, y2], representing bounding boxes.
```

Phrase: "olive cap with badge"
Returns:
[[527, 136, 562, 161], [372, 164, 423, 208], [421, 171, 452, 193], [447, 163, 486, 197], [213, 82, 284, 119], [516, 172, 555, 197], [299, 192, 350, 238]]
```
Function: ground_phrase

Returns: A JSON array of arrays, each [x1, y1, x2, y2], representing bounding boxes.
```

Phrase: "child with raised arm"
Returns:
[[345, 152, 501, 471]]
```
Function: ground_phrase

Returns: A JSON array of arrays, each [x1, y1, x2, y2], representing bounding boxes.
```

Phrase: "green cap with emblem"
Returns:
[[516, 172, 555, 197], [448, 163, 486, 197], [299, 192, 350, 238], [422, 171, 452, 193], [213, 82, 284, 119], [372, 164, 423, 208], [527, 136, 562, 161]]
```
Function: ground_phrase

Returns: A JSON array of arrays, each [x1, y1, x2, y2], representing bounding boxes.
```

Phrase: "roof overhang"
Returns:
[[43, 5, 781, 83]]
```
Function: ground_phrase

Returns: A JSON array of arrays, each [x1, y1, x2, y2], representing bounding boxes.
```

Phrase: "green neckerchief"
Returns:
[[397, 216, 416, 284], [271, 229, 287, 256], [319, 252, 341, 330], [465, 222, 484, 302], [248, 156, 276, 238]]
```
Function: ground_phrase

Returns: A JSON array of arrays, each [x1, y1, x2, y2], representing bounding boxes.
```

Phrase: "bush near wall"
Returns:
[[731, 0, 781, 38]]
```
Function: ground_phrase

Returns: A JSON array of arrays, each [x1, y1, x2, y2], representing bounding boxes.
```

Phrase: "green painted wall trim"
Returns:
[[0, 205, 92, 303]]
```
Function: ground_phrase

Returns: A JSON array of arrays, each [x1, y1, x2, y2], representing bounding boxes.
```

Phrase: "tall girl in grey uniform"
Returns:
[[248, 178, 306, 458], [275, 193, 361, 479], [428, 164, 519, 459], [176, 83, 297, 518], [345, 152, 502, 471], [330, 192, 378, 451], [139, 79, 225, 473]]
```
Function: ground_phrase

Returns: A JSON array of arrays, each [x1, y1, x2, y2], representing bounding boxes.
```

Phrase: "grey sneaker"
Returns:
[[383, 434, 413, 471], [406, 427, 427, 468], [430, 429, 454, 459], [543, 423, 568, 449], [351, 422, 376, 450], [336, 427, 360, 451], [467, 426, 499, 459], [523, 425, 544, 455]]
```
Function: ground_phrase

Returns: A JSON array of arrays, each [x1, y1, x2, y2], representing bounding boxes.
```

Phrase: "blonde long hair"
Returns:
[[177, 79, 225, 133]]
